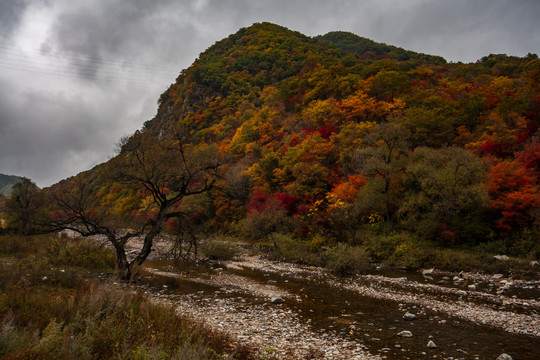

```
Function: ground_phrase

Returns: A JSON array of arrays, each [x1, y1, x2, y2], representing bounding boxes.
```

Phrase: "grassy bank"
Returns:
[[262, 232, 539, 278], [0, 234, 253, 360]]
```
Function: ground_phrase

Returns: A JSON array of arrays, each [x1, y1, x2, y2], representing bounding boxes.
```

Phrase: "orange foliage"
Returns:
[[330, 174, 367, 202]]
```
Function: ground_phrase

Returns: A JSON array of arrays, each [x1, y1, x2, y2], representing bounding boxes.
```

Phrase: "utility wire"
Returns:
[[0, 39, 180, 73], [0, 40, 178, 72], [0, 62, 173, 84], [0, 30, 183, 84], [0, 53, 173, 81]]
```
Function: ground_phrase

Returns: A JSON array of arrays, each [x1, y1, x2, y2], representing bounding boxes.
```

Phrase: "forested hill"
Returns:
[[58, 22, 539, 255]]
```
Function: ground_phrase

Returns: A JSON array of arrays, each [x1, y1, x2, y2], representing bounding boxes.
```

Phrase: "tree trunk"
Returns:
[[384, 179, 393, 235], [110, 236, 131, 281], [129, 212, 165, 278], [386, 202, 393, 235]]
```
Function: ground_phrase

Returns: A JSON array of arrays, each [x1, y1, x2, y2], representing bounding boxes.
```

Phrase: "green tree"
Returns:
[[370, 70, 409, 101], [5, 178, 45, 235], [350, 123, 409, 234], [398, 147, 489, 243]]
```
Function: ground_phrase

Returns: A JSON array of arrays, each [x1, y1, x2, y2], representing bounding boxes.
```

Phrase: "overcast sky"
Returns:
[[1, 0, 539, 187]]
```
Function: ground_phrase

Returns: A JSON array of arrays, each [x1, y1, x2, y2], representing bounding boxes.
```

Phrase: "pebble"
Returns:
[[427, 340, 437, 348]]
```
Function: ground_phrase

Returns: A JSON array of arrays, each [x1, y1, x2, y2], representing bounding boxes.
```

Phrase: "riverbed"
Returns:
[[118, 242, 540, 360]]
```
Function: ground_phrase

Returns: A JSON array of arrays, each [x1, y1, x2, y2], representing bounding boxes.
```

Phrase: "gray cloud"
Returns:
[[1, 0, 539, 187], [0, 0, 32, 39]]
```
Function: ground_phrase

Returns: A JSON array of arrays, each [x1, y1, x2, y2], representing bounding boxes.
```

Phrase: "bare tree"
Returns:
[[50, 129, 221, 280]]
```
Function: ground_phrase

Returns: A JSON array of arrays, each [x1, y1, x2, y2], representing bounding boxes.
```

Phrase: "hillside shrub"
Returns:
[[268, 233, 323, 266], [323, 243, 371, 275], [200, 237, 240, 261]]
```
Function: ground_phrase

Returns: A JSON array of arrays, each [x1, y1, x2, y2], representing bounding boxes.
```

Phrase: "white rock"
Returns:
[[427, 340, 437, 348], [493, 255, 509, 261], [496, 353, 512, 360], [403, 312, 416, 321], [422, 268, 434, 276], [397, 330, 413, 337], [468, 284, 476, 291], [501, 282, 512, 290]]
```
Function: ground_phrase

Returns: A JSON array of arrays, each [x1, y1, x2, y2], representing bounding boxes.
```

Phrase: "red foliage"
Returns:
[[246, 191, 300, 215], [301, 127, 316, 135], [289, 134, 302, 147], [480, 140, 513, 158], [274, 192, 300, 214], [317, 125, 337, 139], [246, 191, 270, 213], [488, 159, 540, 233], [440, 230, 456, 243], [516, 140, 540, 177]]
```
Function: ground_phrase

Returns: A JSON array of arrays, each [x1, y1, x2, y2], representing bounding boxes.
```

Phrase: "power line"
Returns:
[[0, 61, 174, 84], [0, 40, 181, 73], [0, 31, 183, 84], [0, 53, 174, 81]]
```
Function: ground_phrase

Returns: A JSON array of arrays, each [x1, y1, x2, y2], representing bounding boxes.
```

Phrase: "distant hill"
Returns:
[[0, 174, 23, 196]]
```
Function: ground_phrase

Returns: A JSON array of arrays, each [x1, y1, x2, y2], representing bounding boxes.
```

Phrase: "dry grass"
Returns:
[[0, 234, 255, 360]]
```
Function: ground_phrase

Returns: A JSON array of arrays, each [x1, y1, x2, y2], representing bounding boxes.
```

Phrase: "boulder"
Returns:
[[427, 340, 437, 348], [493, 255, 509, 261], [402, 312, 416, 321], [468, 284, 476, 291], [501, 282, 512, 290], [422, 268, 434, 276], [270, 296, 284, 304], [397, 330, 413, 337], [496, 353, 512, 360]]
